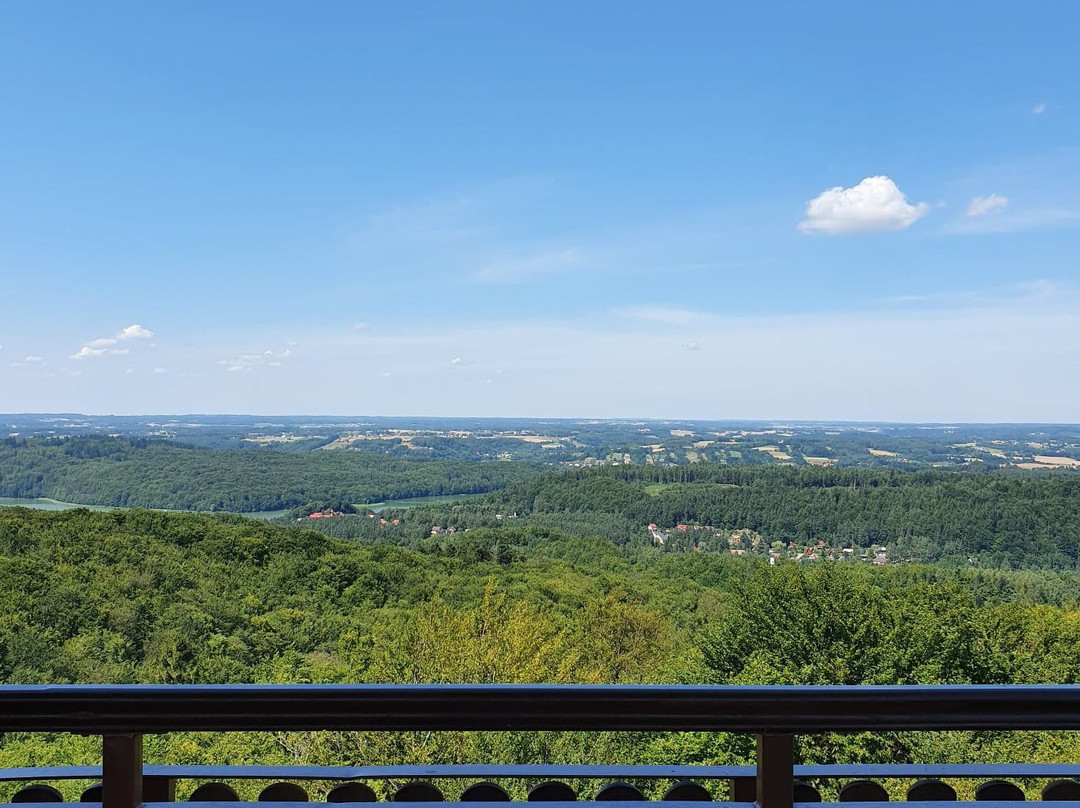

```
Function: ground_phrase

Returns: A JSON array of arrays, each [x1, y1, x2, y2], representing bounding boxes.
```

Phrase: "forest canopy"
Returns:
[[1, 507, 1080, 791]]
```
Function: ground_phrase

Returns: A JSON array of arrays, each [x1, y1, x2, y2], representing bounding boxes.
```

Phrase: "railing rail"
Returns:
[[4, 684, 1080, 733], [1, 685, 1079, 808]]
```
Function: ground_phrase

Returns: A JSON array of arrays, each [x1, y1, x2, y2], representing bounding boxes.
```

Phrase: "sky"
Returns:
[[2, 0, 1079, 421]]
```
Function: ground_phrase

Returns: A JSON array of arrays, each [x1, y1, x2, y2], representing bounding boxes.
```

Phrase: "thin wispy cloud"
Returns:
[[883, 279, 1067, 308], [966, 194, 1008, 217], [219, 345, 294, 373], [616, 306, 714, 326], [348, 180, 738, 290], [1033, 103, 1046, 115], [945, 208, 1080, 235], [472, 246, 591, 284]]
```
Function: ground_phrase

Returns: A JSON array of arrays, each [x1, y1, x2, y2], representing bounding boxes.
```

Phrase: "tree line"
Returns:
[[0, 437, 538, 512]]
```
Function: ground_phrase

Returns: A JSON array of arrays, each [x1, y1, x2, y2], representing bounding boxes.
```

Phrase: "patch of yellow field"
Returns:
[[489, 433, 560, 443], [954, 442, 1006, 458], [803, 456, 834, 467], [1034, 455, 1080, 467], [868, 448, 899, 457], [692, 440, 715, 449], [755, 445, 792, 460], [243, 434, 312, 445], [319, 434, 372, 450], [685, 450, 701, 463], [670, 429, 694, 437]]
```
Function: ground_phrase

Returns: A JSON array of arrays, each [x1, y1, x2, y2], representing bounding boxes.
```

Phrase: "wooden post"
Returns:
[[143, 776, 175, 802], [730, 776, 756, 802], [756, 733, 794, 808], [103, 734, 143, 808]]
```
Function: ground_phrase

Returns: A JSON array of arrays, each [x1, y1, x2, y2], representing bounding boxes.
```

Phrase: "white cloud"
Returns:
[[473, 247, 590, 284], [450, 357, 465, 366], [72, 323, 155, 360], [117, 324, 154, 340], [945, 208, 1080, 235], [219, 344, 293, 373], [617, 306, 712, 326], [125, 368, 135, 375], [71, 346, 108, 360], [352, 322, 371, 331], [683, 341, 702, 351], [1033, 103, 1046, 115], [966, 194, 1008, 217], [24, 355, 45, 364], [152, 367, 167, 375], [798, 176, 930, 235]]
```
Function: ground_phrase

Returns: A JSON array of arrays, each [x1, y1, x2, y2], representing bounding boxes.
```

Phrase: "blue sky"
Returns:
[[2, 1, 1079, 420]]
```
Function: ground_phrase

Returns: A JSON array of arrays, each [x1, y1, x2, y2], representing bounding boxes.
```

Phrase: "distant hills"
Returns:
[[4, 414, 1080, 470]]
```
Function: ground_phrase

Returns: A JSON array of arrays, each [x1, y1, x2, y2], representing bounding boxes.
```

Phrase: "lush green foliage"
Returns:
[[2, 506, 1080, 791], [0, 437, 538, 512], [298, 464, 1080, 570]]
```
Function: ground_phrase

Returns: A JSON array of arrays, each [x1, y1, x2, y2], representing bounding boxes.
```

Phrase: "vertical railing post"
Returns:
[[143, 776, 175, 802], [730, 776, 756, 802], [103, 734, 143, 808], [756, 733, 794, 808]]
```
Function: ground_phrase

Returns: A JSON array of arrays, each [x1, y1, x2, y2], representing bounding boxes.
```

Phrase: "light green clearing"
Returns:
[[356, 493, 485, 513], [0, 497, 288, 521]]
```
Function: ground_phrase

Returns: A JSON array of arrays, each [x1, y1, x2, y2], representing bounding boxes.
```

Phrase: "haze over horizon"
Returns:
[[3, 2, 1079, 421]]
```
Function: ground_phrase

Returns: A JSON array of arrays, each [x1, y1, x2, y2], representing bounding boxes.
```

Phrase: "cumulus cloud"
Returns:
[[966, 194, 1009, 217], [117, 324, 154, 340], [1033, 103, 1046, 115], [798, 176, 930, 235], [72, 323, 155, 359], [71, 346, 108, 360]]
